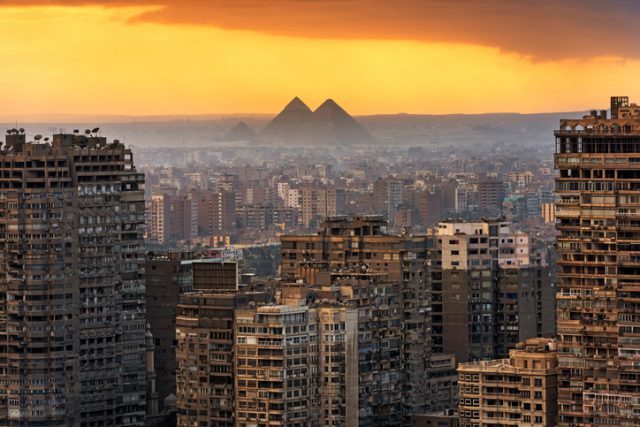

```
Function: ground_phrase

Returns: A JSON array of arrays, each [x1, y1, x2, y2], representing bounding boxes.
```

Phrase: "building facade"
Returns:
[[280, 216, 445, 421], [429, 220, 554, 363], [555, 97, 640, 425], [457, 338, 558, 427], [0, 131, 146, 426]]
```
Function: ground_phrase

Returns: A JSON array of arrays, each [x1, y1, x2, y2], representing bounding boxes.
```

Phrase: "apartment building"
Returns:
[[555, 97, 640, 424], [280, 216, 446, 421], [429, 219, 554, 363], [457, 338, 558, 427], [0, 131, 146, 426]]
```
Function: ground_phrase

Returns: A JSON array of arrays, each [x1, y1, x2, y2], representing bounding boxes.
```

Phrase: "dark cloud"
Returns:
[[2, 0, 639, 60]]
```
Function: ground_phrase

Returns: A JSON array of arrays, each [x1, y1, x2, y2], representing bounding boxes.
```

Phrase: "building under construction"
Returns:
[[0, 130, 146, 426], [555, 97, 640, 425]]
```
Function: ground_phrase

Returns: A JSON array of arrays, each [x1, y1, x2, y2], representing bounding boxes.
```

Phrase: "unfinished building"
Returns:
[[555, 97, 640, 425], [0, 130, 146, 426]]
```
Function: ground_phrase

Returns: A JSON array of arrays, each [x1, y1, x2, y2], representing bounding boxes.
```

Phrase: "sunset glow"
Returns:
[[1, 3, 639, 117]]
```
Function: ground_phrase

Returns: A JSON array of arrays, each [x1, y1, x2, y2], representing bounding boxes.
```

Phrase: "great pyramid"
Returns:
[[224, 121, 257, 141], [260, 97, 376, 145], [296, 99, 376, 145], [261, 97, 313, 141]]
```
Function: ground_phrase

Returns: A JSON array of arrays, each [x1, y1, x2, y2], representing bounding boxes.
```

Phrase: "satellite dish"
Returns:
[[19, 128, 24, 134], [5, 130, 10, 134], [34, 135, 42, 141], [113, 139, 120, 144], [73, 129, 79, 134], [85, 129, 91, 135], [44, 137, 50, 142], [92, 127, 100, 134]]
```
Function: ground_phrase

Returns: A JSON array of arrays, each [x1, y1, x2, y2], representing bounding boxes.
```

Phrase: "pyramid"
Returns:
[[297, 99, 376, 145], [261, 97, 313, 141], [260, 97, 376, 145], [224, 121, 256, 141]]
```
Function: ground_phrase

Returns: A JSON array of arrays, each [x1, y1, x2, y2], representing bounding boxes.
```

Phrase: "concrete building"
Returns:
[[555, 97, 640, 425], [429, 219, 554, 363], [457, 338, 558, 427], [280, 216, 452, 421], [174, 261, 269, 427], [476, 175, 504, 215], [373, 177, 404, 224], [540, 202, 555, 224], [146, 253, 231, 414], [194, 190, 235, 236], [150, 193, 170, 244], [0, 131, 146, 426], [234, 305, 323, 427], [411, 411, 459, 427], [300, 187, 342, 227]]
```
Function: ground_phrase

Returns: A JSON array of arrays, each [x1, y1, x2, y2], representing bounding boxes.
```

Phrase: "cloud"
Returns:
[[1, 0, 638, 60]]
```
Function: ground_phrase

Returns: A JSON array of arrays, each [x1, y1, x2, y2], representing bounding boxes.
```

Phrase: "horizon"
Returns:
[[0, 99, 592, 125]]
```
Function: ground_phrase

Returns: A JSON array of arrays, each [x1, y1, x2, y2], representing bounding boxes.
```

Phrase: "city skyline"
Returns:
[[1, 1, 640, 117]]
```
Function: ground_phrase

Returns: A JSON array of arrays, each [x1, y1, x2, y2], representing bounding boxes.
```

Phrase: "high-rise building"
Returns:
[[0, 131, 146, 426], [300, 187, 342, 227], [146, 252, 220, 415], [234, 305, 323, 427], [429, 220, 554, 363], [555, 97, 640, 424], [194, 190, 235, 236], [150, 193, 171, 244], [373, 177, 404, 224], [174, 261, 269, 427], [280, 216, 439, 420], [457, 338, 558, 427], [476, 175, 504, 215]]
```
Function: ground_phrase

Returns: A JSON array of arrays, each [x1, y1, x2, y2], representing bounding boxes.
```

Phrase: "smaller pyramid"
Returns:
[[224, 121, 256, 141], [261, 97, 313, 140]]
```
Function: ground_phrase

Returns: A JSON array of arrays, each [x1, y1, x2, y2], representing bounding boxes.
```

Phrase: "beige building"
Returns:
[[540, 202, 555, 224], [555, 97, 640, 425], [457, 338, 558, 427], [429, 219, 554, 363]]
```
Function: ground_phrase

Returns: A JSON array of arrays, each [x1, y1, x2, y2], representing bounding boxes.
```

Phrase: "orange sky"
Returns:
[[0, 1, 639, 117]]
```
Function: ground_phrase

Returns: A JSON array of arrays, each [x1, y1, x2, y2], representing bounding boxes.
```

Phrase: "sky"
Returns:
[[1, 0, 640, 117]]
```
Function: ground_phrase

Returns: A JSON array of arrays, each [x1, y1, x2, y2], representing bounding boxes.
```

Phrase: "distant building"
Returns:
[[541, 202, 555, 224], [476, 175, 504, 215], [373, 177, 404, 223]]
